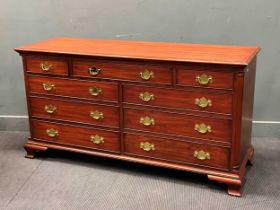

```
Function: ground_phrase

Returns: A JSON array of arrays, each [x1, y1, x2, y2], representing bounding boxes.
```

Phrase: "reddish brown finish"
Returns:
[[32, 120, 120, 153], [29, 96, 119, 128], [72, 58, 172, 85], [240, 58, 257, 165], [231, 72, 245, 168], [16, 38, 260, 197], [176, 64, 237, 90], [124, 108, 232, 142], [28, 75, 118, 102], [123, 84, 233, 114], [26, 56, 68, 76], [15, 37, 260, 65], [124, 133, 229, 169]]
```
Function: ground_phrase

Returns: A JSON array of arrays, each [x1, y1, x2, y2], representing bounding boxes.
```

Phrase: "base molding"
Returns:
[[24, 139, 253, 196]]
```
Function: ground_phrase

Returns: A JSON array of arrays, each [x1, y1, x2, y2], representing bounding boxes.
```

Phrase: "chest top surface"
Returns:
[[15, 37, 260, 65]]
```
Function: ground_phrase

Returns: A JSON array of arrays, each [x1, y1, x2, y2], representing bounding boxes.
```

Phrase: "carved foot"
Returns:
[[227, 183, 242, 197], [24, 139, 48, 159], [208, 174, 243, 197], [24, 146, 36, 159]]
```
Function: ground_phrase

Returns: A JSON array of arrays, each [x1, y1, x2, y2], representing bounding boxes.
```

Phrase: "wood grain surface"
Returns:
[[15, 37, 260, 65], [32, 120, 120, 153]]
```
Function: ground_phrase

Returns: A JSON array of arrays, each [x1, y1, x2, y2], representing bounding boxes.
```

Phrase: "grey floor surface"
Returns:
[[0, 132, 279, 210]]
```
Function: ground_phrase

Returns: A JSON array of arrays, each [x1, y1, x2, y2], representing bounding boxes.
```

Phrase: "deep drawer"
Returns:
[[32, 120, 120, 153], [124, 133, 229, 169], [26, 56, 68, 76], [30, 97, 119, 128], [27, 75, 118, 103], [123, 85, 233, 115], [124, 108, 232, 142], [72, 59, 172, 85]]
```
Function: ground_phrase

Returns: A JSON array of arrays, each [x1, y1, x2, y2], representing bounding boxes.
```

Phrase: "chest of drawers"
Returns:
[[15, 38, 260, 196]]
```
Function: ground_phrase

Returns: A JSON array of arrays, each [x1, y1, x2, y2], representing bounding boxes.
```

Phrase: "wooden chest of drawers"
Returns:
[[15, 38, 260, 196]]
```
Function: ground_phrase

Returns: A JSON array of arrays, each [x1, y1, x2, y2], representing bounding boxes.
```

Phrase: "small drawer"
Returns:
[[32, 120, 120, 153], [28, 76, 118, 103], [124, 133, 229, 169], [72, 59, 172, 85], [124, 108, 232, 142], [26, 56, 68, 76], [30, 97, 119, 128], [177, 64, 235, 90], [123, 85, 232, 114]]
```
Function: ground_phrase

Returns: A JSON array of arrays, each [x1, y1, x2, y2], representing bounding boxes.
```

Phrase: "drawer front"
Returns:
[[28, 76, 118, 102], [32, 120, 120, 152], [26, 56, 68, 75], [72, 59, 172, 85], [124, 108, 231, 142], [124, 133, 229, 169], [123, 85, 232, 114], [30, 97, 119, 128], [177, 66, 234, 90]]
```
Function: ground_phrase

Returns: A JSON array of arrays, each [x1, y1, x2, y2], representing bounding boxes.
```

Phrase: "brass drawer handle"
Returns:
[[139, 92, 154, 102], [44, 105, 57, 114], [90, 135, 104, 144], [140, 116, 155, 126], [195, 97, 212, 108], [140, 141, 155, 152], [88, 66, 101, 76], [42, 83, 55, 91], [46, 128, 59, 137], [90, 111, 104, 120], [194, 123, 212, 134], [196, 74, 213, 85], [89, 87, 102, 96], [139, 69, 154, 80], [194, 150, 210, 160], [40, 62, 53, 72]]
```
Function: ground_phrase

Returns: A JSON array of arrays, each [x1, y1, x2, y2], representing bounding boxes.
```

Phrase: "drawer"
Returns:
[[72, 59, 172, 85], [30, 97, 119, 128], [177, 65, 235, 90], [28, 76, 118, 103], [123, 85, 232, 114], [124, 133, 229, 169], [124, 108, 231, 142], [26, 56, 68, 76], [32, 120, 120, 153]]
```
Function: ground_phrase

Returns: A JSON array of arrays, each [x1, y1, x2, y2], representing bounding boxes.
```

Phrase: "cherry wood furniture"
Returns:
[[15, 37, 260, 196]]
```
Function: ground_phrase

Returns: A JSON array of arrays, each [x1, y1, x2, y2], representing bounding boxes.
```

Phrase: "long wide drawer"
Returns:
[[124, 108, 232, 142], [32, 120, 120, 153], [72, 59, 172, 85], [124, 133, 229, 169], [123, 85, 232, 114], [27, 75, 118, 103], [30, 97, 119, 128]]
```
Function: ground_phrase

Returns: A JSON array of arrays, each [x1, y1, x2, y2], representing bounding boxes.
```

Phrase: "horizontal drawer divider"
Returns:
[[123, 103, 232, 119], [123, 104, 233, 120], [123, 128, 231, 147], [29, 93, 119, 105], [32, 118, 120, 132], [31, 117, 120, 130], [29, 95, 120, 107]]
